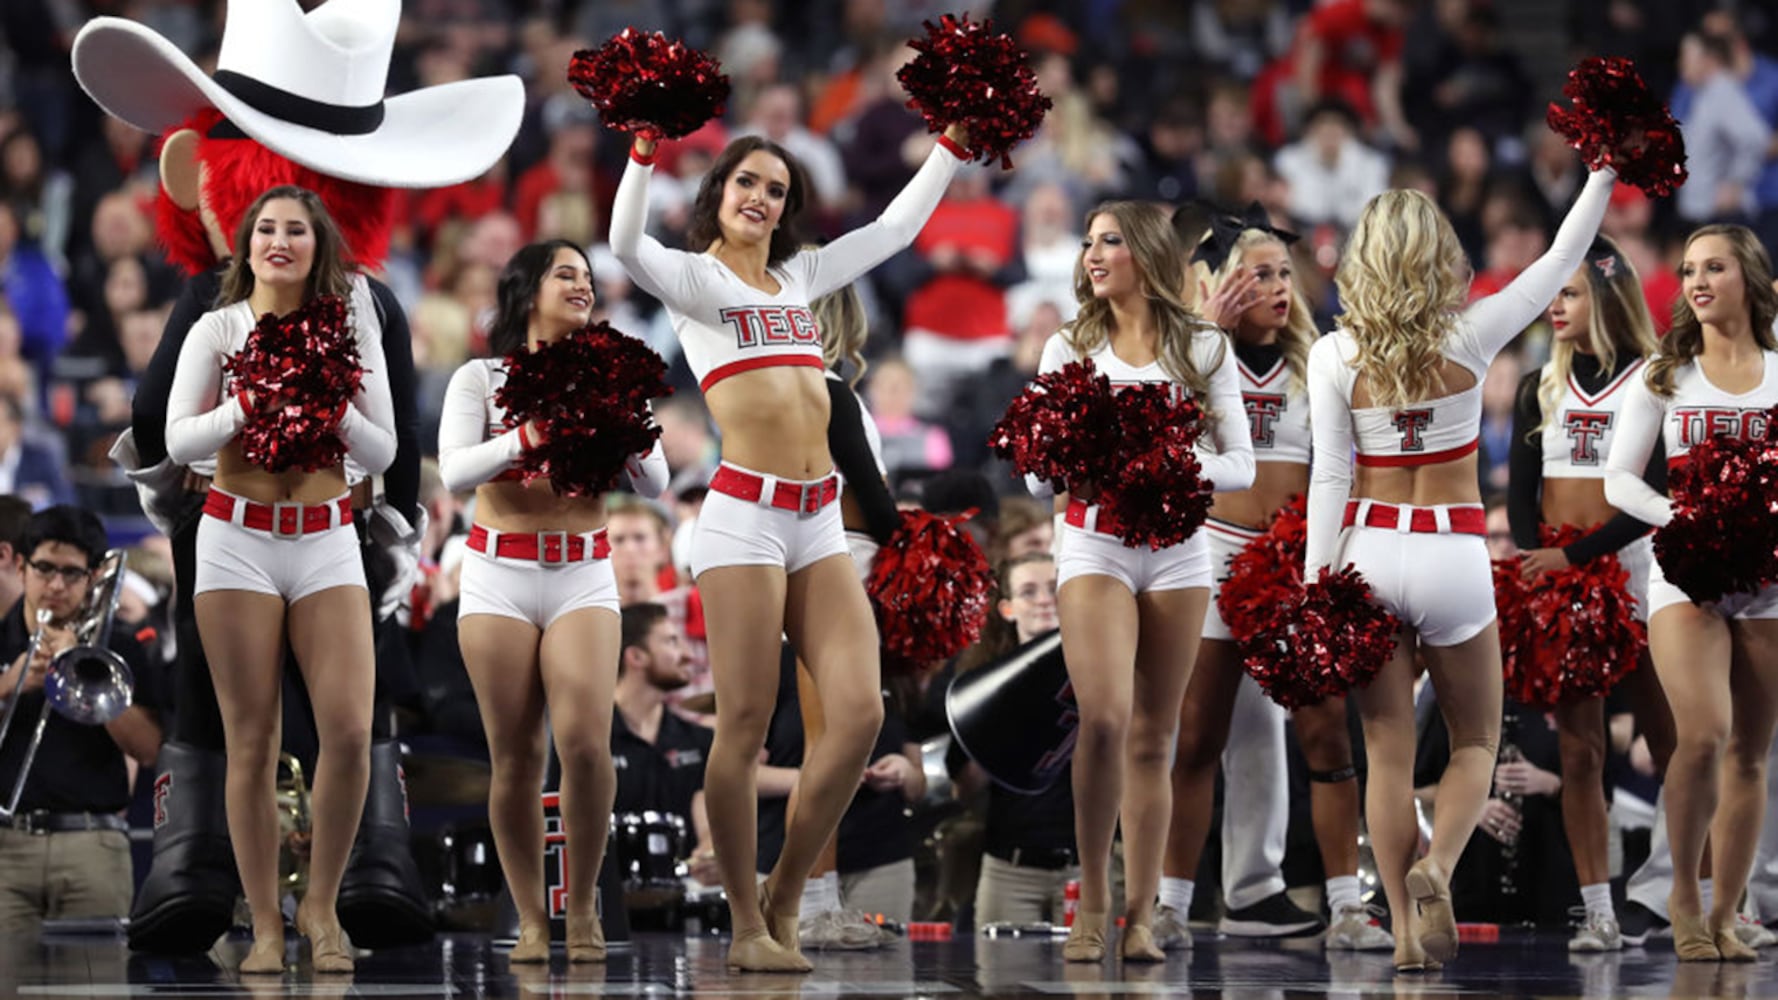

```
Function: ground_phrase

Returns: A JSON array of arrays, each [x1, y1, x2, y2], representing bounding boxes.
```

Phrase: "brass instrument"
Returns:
[[277, 753, 313, 897], [0, 550, 134, 820]]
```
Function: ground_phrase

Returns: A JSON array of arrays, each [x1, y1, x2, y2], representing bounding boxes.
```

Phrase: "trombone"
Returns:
[[0, 550, 134, 821]]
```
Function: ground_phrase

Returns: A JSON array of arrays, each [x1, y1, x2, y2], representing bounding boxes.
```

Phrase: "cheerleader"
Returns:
[[1604, 224, 1778, 962], [1305, 164, 1613, 970], [1165, 213, 1389, 951], [1030, 201, 1256, 962], [436, 240, 668, 963], [610, 125, 968, 971], [166, 185, 396, 974], [1505, 235, 1664, 952]]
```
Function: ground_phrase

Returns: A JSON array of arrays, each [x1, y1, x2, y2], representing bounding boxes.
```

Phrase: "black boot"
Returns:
[[126, 742, 239, 954], [337, 740, 436, 948]]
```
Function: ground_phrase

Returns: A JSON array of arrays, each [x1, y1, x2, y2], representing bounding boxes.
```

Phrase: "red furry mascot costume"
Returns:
[[71, 0, 521, 953]]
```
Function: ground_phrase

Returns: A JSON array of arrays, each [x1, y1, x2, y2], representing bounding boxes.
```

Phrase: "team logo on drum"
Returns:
[[152, 772, 173, 829], [1563, 411, 1612, 465]]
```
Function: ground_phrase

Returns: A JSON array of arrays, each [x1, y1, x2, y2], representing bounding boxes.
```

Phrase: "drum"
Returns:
[[613, 810, 688, 887]]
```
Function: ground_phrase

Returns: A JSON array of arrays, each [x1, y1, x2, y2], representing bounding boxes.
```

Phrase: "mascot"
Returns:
[[70, 0, 522, 953]]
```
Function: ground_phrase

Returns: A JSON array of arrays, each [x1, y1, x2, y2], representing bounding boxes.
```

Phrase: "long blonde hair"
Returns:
[[1533, 236, 1658, 434], [1064, 200, 1219, 397], [1214, 229, 1316, 391], [813, 282, 869, 387], [1334, 189, 1469, 408], [1646, 223, 1778, 396]]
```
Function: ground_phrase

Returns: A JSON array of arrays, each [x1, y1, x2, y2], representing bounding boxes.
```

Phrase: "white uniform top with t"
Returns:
[[610, 138, 967, 394], [1541, 357, 1646, 480], [436, 358, 669, 498], [1236, 345, 1312, 465], [1604, 351, 1778, 527], [1304, 168, 1615, 575], [1028, 327, 1258, 501], [166, 278, 396, 475]]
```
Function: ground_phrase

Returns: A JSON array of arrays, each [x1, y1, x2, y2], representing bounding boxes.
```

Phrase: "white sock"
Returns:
[[1160, 877, 1194, 915], [799, 872, 840, 915], [1580, 883, 1613, 922], [821, 871, 843, 913], [1701, 879, 1715, 914], [1326, 875, 1362, 915]]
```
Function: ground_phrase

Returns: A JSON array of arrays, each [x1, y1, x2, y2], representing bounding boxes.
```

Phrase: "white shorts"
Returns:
[[690, 464, 849, 578], [1340, 505, 1494, 648], [457, 541, 619, 630], [846, 531, 879, 585], [1202, 519, 1264, 642], [1644, 547, 1778, 620], [1618, 534, 1653, 624], [194, 491, 364, 602], [1055, 504, 1212, 596]]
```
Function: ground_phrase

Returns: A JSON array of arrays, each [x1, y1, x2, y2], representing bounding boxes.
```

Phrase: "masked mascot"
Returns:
[[70, 0, 522, 952]]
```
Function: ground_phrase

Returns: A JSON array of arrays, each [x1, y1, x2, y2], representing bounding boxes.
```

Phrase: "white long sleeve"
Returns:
[[1196, 336, 1257, 492], [437, 361, 525, 493], [335, 309, 396, 474], [165, 309, 249, 466], [609, 154, 703, 309], [1304, 336, 1356, 576], [625, 440, 669, 498], [1602, 375, 1674, 527], [788, 139, 966, 301]]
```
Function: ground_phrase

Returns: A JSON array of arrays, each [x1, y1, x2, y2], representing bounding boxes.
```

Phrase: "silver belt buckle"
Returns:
[[271, 502, 305, 539], [798, 479, 826, 515], [537, 531, 570, 566]]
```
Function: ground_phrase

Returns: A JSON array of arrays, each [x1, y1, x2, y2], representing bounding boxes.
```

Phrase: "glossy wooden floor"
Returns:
[[3, 927, 1775, 998]]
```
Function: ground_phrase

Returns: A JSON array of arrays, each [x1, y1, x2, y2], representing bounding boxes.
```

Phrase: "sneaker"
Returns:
[[1151, 904, 1193, 951], [1618, 901, 1669, 947], [1324, 901, 1394, 951], [1568, 912, 1624, 952], [1734, 914, 1777, 949], [1218, 891, 1326, 937], [798, 909, 889, 951]]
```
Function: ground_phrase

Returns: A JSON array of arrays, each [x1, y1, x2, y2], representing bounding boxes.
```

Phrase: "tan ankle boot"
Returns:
[[1406, 858, 1457, 963], [566, 913, 606, 963], [1120, 921, 1164, 962], [507, 924, 551, 964], [1670, 907, 1720, 962], [1063, 911, 1108, 962]]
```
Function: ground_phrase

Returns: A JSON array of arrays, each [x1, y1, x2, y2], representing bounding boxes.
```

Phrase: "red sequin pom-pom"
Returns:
[[1546, 56, 1688, 198], [987, 359, 1121, 496], [1241, 565, 1399, 710], [495, 323, 671, 497], [568, 29, 730, 141], [1217, 495, 1307, 648], [1655, 415, 1778, 605], [1496, 525, 1645, 708], [1101, 385, 1213, 551], [867, 508, 995, 673], [225, 294, 363, 473], [896, 13, 1052, 167]]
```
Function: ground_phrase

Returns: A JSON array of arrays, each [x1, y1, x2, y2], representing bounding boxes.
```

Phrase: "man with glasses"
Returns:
[[0, 505, 161, 932]]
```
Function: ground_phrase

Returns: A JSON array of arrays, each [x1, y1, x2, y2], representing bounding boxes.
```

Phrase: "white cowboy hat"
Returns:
[[71, 0, 523, 189]]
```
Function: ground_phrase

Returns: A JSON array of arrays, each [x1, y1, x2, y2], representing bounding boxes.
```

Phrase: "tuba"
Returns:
[[0, 550, 134, 820]]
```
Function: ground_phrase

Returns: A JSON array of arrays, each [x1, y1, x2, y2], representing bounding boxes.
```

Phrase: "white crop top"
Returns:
[[436, 357, 668, 498], [1604, 351, 1778, 527], [1237, 347, 1311, 465], [166, 277, 396, 475], [1304, 168, 1615, 575], [1027, 327, 1257, 500], [609, 138, 966, 394], [1541, 357, 1645, 480]]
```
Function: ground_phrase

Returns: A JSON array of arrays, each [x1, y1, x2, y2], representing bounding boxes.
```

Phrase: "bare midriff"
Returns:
[[1210, 461, 1310, 529], [474, 478, 608, 535], [213, 443, 348, 505], [1540, 478, 1619, 534], [704, 364, 835, 480]]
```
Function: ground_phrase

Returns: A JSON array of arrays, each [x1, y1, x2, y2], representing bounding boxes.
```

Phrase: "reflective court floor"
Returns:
[[3, 929, 1775, 998]]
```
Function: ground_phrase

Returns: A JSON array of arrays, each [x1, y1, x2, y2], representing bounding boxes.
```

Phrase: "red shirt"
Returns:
[[903, 198, 1018, 341]]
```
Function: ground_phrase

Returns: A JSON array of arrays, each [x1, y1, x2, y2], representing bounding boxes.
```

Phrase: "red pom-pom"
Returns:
[[568, 29, 730, 141], [494, 323, 672, 497], [1496, 525, 1646, 708], [224, 295, 364, 473], [1654, 413, 1778, 604], [988, 359, 1121, 495], [1099, 385, 1213, 550], [1240, 565, 1399, 710], [867, 508, 995, 672], [1217, 495, 1308, 645], [1546, 56, 1688, 198], [895, 14, 1052, 167]]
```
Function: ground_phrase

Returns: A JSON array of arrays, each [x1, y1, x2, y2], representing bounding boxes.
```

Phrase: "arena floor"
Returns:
[[1, 928, 1769, 998]]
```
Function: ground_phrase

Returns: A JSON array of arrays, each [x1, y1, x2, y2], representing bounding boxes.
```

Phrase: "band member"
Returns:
[[1166, 215, 1384, 950], [437, 240, 668, 963], [166, 185, 396, 974], [1507, 235, 1665, 951], [1605, 224, 1778, 962], [1305, 163, 1613, 970], [611, 124, 969, 971], [1029, 202, 1256, 962]]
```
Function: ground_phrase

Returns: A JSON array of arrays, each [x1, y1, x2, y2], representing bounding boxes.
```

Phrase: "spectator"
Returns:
[[1125, 97, 1204, 204], [1005, 182, 1079, 324], [1190, 0, 1295, 81], [1484, 492, 1516, 562], [1274, 101, 1391, 231], [0, 200, 67, 380], [955, 301, 1057, 481], [865, 357, 953, 480], [0, 494, 28, 613], [1403, 2, 1530, 152], [512, 109, 604, 242], [0, 127, 70, 271], [1478, 351, 1521, 494], [1673, 32, 1770, 225], [653, 395, 718, 496], [612, 603, 717, 880], [1439, 127, 1494, 264], [1252, 0, 1416, 150], [737, 83, 848, 215], [0, 395, 69, 509]]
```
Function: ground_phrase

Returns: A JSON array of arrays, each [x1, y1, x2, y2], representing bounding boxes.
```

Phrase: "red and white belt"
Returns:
[[204, 490, 352, 538], [710, 464, 840, 515], [467, 524, 610, 564], [1342, 499, 1486, 536]]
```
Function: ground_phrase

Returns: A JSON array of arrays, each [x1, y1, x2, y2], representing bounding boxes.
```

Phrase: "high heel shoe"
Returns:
[[566, 913, 606, 964], [1669, 907, 1720, 962], [1120, 921, 1164, 963], [295, 901, 354, 974], [1405, 858, 1457, 963], [1063, 911, 1108, 963], [239, 935, 286, 975]]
